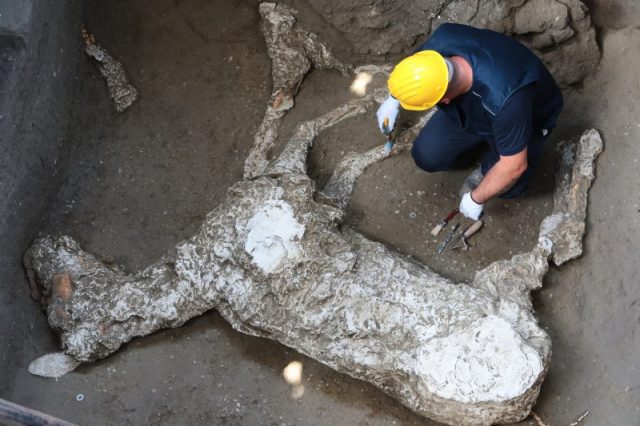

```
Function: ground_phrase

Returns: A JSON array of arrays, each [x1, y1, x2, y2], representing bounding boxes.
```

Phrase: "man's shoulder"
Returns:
[[427, 23, 508, 53], [431, 23, 480, 39], [430, 23, 518, 48], [423, 23, 477, 52]]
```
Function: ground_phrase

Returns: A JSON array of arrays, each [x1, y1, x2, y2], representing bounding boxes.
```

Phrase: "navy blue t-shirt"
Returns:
[[418, 23, 563, 157], [440, 83, 535, 156]]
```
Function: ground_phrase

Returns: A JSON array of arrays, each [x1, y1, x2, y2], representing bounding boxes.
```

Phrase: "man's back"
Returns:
[[420, 23, 563, 131]]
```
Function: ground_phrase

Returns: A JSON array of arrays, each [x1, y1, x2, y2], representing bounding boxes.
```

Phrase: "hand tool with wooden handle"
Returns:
[[431, 208, 459, 236], [448, 220, 483, 251]]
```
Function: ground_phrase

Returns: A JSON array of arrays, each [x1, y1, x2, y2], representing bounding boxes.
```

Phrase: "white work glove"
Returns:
[[460, 192, 484, 220], [376, 96, 400, 133]]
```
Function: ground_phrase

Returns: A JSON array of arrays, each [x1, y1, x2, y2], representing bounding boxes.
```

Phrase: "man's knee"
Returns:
[[411, 141, 446, 172]]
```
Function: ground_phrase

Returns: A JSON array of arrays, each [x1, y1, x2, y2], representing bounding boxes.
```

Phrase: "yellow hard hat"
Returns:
[[388, 50, 449, 111]]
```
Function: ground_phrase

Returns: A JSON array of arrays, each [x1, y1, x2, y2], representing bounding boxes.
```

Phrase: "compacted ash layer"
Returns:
[[24, 4, 603, 426]]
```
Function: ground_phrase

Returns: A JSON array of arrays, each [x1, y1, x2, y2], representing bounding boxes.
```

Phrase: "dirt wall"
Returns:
[[283, 0, 600, 86], [0, 0, 83, 395], [585, 0, 640, 29]]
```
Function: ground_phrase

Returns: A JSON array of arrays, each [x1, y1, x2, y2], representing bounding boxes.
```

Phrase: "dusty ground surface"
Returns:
[[5, 0, 639, 425]]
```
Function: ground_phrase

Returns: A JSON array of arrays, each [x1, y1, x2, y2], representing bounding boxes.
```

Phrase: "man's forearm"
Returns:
[[470, 160, 526, 204]]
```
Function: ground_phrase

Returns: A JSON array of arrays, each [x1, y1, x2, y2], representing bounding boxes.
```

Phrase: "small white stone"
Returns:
[[28, 352, 80, 378], [283, 361, 303, 385]]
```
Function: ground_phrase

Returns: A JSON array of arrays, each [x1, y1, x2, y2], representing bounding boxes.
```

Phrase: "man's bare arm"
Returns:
[[470, 148, 528, 204]]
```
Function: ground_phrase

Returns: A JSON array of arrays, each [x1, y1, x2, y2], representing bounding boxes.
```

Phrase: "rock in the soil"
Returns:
[[28, 352, 80, 378], [82, 28, 138, 112]]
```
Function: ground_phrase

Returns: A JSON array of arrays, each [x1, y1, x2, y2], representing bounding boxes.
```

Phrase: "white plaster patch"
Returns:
[[539, 213, 568, 237], [537, 235, 554, 253], [415, 315, 543, 403], [243, 200, 304, 273], [155, 291, 181, 320]]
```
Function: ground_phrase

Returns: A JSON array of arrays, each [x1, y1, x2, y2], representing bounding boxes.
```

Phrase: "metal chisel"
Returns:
[[436, 223, 460, 254], [382, 118, 395, 153]]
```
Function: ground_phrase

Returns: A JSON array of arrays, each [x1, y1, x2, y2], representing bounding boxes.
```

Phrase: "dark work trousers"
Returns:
[[411, 109, 547, 199]]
